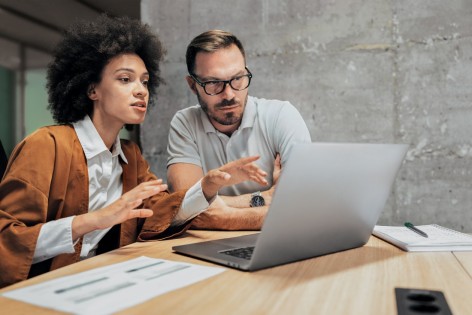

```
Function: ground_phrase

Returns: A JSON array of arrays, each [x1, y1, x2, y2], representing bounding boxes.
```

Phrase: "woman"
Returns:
[[0, 15, 267, 288]]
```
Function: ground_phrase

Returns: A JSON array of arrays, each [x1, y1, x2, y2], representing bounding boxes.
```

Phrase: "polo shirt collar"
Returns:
[[72, 115, 128, 164]]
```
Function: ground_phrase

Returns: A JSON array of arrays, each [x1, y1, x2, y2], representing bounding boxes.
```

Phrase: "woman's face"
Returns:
[[89, 53, 150, 133]]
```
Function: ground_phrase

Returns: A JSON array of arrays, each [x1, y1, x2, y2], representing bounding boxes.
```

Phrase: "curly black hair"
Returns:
[[47, 14, 165, 124]]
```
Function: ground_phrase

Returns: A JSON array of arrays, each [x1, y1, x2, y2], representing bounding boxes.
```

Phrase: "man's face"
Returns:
[[188, 44, 249, 134]]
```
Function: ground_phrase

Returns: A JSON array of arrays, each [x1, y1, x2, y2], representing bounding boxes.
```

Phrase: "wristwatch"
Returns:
[[250, 191, 265, 207]]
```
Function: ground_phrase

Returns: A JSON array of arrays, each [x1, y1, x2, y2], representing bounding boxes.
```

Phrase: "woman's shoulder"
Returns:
[[12, 125, 77, 156], [27, 124, 75, 141], [5, 125, 79, 183]]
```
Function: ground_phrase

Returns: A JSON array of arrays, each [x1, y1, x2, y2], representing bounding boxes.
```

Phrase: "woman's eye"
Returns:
[[142, 80, 149, 86], [119, 77, 130, 83]]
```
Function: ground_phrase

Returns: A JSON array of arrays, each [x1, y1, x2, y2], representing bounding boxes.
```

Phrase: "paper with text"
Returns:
[[373, 224, 472, 251], [2, 256, 224, 315]]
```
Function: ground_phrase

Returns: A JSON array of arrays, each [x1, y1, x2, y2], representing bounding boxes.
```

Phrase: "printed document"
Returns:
[[2, 256, 224, 314]]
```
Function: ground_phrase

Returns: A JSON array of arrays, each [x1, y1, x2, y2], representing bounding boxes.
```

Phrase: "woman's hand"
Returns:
[[72, 179, 167, 240], [201, 156, 268, 201]]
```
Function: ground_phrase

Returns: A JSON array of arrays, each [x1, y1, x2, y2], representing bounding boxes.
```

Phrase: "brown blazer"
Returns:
[[0, 125, 190, 288]]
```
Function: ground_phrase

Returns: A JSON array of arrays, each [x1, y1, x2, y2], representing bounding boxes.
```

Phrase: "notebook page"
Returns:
[[374, 225, 472, 246]]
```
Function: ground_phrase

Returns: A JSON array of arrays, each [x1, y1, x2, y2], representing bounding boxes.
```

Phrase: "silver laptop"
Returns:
[[173, 142, 408, 271]]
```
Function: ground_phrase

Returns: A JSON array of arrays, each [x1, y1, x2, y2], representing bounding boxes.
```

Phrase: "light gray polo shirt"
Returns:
[[167, 96, 311, 196]]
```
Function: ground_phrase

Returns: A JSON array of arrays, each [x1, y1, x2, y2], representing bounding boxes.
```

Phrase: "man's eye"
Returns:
[[205, 81, 221, 86]]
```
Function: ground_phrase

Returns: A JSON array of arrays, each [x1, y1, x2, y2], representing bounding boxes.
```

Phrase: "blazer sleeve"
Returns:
[[121, 141, 193, 241], [0, 134, 55, 288]]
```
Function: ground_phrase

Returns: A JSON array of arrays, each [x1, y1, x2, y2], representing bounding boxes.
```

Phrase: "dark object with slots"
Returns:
[[395, 288, 452, 315]]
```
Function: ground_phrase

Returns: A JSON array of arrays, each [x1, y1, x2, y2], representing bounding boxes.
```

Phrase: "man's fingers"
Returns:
[[275, 154, 281, 168]]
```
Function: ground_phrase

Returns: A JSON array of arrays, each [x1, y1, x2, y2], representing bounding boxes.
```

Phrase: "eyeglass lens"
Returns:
[[204, 75, 251, 95]]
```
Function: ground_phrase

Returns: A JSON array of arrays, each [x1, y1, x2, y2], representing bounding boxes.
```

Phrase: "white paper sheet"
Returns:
[[2, 256, 225, 314]]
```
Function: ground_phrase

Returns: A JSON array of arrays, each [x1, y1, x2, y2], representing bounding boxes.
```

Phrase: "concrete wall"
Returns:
[[141, 0, 472, 232]]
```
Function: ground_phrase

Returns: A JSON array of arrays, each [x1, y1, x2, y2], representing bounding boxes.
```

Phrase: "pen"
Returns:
[[404, 222, 428, 238]]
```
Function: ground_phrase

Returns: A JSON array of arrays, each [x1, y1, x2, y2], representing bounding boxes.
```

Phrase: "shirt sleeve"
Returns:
[[167, 111, 202, 167], [32, 216, 76, 264], [171, 179, 215, 226], [274, 102, 312, 165]]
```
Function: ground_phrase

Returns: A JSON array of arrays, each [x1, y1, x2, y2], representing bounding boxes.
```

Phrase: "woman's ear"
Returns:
[[87, 85, 97, 100], [185, 76, 197, 95]]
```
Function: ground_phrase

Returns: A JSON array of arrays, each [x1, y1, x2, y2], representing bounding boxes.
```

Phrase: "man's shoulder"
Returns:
[[250, 96, 299, 117], [170, 105, 206, 133], [173, 104, 202, 119], [251, 96, 296, 111]]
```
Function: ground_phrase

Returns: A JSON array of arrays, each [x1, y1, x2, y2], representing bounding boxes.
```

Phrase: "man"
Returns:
[[167, 30, 311, 230]]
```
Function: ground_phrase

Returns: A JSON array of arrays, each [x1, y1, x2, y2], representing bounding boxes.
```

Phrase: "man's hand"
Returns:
[[261, 153, 281, 205], [72, 180, 167, 240], [193, 154, 280, 230], [272, 153, 282, 185], [201, 156, 268, 201]]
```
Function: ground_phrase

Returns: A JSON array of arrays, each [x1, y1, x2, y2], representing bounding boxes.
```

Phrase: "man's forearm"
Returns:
[[191, 206, 268, 230], [227, 207, 268, 230], [219, 194, 252, 208], [220, 189, 273, 208]]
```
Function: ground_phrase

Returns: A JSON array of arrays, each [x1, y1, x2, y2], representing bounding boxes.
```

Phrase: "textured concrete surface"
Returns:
[[141, 0, 472, 231]]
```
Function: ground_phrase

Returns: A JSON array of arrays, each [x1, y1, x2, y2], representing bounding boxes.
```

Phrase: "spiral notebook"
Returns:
[[373, 224, 472, 252]]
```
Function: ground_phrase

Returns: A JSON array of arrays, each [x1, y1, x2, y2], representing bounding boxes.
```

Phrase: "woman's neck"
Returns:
[[90, 114, 122, 150]]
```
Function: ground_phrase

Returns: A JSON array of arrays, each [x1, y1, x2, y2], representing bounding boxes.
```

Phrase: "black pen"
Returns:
[[404, 222, 428, 238]]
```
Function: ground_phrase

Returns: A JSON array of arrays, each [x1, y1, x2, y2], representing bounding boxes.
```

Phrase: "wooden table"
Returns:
[[1, 231, 471, 315]]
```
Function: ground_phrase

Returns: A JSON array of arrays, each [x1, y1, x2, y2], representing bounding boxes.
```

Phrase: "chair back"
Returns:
[[0, 140, 8, 181]]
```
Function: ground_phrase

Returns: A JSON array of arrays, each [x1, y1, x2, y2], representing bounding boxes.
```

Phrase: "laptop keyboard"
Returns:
[[219, 246, 255, 260]]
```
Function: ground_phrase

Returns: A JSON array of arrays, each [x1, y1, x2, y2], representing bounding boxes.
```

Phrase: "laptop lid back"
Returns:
[[247, 142, 408, 270]]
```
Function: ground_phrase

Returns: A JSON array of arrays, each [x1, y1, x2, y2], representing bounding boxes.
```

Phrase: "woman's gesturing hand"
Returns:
[[201, 156, 268, 201], [72, 179, 167, 239]]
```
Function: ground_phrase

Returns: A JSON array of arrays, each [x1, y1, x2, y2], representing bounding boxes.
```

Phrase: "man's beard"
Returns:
[[197, 93, 247, 126]]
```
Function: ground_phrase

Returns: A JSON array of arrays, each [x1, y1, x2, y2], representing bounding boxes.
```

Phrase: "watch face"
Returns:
[[251, 195, 265, 207]]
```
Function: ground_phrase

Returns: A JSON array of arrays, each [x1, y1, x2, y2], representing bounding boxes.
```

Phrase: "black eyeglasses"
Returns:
[[190, 67, 252, 96]]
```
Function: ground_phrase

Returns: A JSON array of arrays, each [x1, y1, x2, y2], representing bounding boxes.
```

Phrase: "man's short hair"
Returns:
[[186, 30, 246, 75]]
